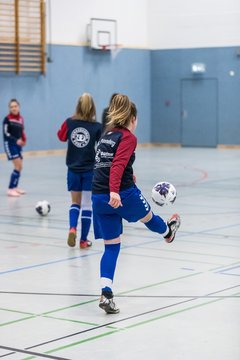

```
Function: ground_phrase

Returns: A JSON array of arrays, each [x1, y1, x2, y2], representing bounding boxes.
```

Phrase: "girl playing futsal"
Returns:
[[3, 99, 27, 197], [92, 94, 181, 313], [57, 93, 102, 249]]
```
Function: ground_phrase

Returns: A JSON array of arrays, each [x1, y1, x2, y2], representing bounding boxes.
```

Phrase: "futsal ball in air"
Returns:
[[152, 182, 177, 207], [35, 200, 51, 216]]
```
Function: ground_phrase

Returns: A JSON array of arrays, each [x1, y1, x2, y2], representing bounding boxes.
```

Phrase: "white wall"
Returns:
[[148, 0, 240, 49], [47, 0, 240, 49], [47, 0, 148, 48]]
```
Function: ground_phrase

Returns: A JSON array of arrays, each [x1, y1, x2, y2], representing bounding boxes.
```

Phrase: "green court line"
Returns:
[[21, 291, 240, 360], [0, 307, 34, 316], [21, 330, 119, 360], [2, 267, 236, 329], [42, 315, 118, 330], [0, 315, 37, 327], [118, 272, 201, 295], [0, 272, 202, 328], [121, 250, 223, 266]]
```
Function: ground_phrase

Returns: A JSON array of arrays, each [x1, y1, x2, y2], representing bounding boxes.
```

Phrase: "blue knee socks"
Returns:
[[69, 204, 80, 229], [100, 243, 121, 294], [9, 170, 20, 189], [81, 210, 92, 241], [144, 213, 168, 236]]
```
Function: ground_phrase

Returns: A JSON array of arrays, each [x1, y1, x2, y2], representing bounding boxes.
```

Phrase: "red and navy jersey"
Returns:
[[3, 113, 26, 144], [92, 127, 137, 194], [57, 118, 102, 172]]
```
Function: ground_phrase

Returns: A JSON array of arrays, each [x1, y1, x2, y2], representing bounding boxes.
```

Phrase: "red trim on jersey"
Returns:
[[7, 113, 27, 142], [109, 128, 137, 193], [57, 120, 68, 141], [22, 130, 27, 142]]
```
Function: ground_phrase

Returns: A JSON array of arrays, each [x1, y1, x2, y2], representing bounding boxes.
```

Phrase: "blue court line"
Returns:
[[218, 272, 240, 277], [0, 251, 101, 275], [0, 239, 160, 275], [218, 264, 240, 272], [1, 220, 239, 275], [216, 264, 240, 277]]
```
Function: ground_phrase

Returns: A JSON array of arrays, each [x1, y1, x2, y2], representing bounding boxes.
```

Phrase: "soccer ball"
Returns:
[[35, 200, 51, 216], [152, 181, 177, 207]]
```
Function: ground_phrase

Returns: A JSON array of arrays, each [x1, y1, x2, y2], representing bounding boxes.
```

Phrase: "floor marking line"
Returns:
[[10, 285, 240, 355], [0, 273, 206, 327], [0, 346, 69, 360], [121, 250, 223, 266], [0, 291, 239, 299], [0, 251, 102, 275], [139, 246, 240, 260], [20, 289, 240, 359]]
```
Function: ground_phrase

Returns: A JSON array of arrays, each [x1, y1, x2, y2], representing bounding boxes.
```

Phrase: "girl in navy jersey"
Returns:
[[57, 93, 102, 249], [3, 99, 27, 197], [92, 94, 181, 313]]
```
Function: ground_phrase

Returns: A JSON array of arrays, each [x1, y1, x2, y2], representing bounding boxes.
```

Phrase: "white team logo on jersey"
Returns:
[[71, 127, 90, 148]]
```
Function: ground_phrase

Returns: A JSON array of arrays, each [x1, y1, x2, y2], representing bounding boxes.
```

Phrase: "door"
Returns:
[[181, 79, 218, 147]]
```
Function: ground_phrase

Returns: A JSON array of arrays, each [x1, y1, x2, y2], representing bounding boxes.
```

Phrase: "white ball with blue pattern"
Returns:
[[152, 181, 177, 207]]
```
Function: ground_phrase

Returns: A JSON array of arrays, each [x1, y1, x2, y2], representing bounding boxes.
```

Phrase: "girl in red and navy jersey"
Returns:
[[92, 94, 181, 314], [57, 93, 102, 249], [2, 99, 27, 197]]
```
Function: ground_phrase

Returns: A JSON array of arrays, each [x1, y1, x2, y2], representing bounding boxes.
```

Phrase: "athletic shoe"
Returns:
[[7, 189, 20, 197], [67, 228, 76, 247], [99, 295, 120, 314], [164, 213, 181, 243], [15, 188, 26, 195], [80, 240, 92, 249]]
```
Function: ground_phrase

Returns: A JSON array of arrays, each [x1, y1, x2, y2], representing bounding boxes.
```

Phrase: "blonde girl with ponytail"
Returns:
[[57, 93, 102, 249], [91, 94, 181, 314]]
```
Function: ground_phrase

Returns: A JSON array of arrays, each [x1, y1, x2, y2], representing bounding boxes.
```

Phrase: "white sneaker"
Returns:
[[164, 214, 181, 243], [7, 189, 20, 197], [99, 295, 120, 314]]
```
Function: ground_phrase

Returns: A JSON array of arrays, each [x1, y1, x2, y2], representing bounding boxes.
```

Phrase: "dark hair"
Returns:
[[130, 102, 137, 118], [109, 93, 118, 105], [9, 98, 20, 106]]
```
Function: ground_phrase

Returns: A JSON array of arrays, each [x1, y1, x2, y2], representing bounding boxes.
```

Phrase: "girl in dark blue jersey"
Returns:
[[2, 99, 27, 197], [92, 94, 181, 314], [57, 93, 102, 249]]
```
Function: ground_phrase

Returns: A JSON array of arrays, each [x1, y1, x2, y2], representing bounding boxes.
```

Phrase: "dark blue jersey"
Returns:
[[57, 118, 102, 173], [3, 113, 26, 144], [92, 128, 137, 194]]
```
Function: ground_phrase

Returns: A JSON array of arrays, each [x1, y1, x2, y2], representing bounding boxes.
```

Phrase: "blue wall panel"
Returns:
[[1, 45, 239, 151], [0, 45, 151, 152], [151, 47, 240, 145]]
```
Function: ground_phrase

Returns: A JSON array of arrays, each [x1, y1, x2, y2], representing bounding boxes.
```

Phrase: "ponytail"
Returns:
[[74, 93, 96, 121], [106, 94, 132, 129]]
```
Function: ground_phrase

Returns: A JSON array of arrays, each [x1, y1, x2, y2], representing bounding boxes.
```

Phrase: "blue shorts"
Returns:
[[67, 169, 93, 192], [92, 185, 151, 240], [4, 141, 22, 161]]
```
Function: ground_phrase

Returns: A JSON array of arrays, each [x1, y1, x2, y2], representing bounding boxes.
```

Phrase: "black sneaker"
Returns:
[[99, 295, 120, 314], [164, 213, 181, 243]]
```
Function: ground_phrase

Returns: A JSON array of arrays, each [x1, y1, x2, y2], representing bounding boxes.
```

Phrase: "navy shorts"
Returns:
[[67, 169, 93, 192], [4, 141, 22, 161], [92, 185, 151, 240]]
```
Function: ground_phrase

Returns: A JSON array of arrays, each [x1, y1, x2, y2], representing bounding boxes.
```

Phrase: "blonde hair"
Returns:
[[106, 94, 134, 129], [73, 93, 96, 121]]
